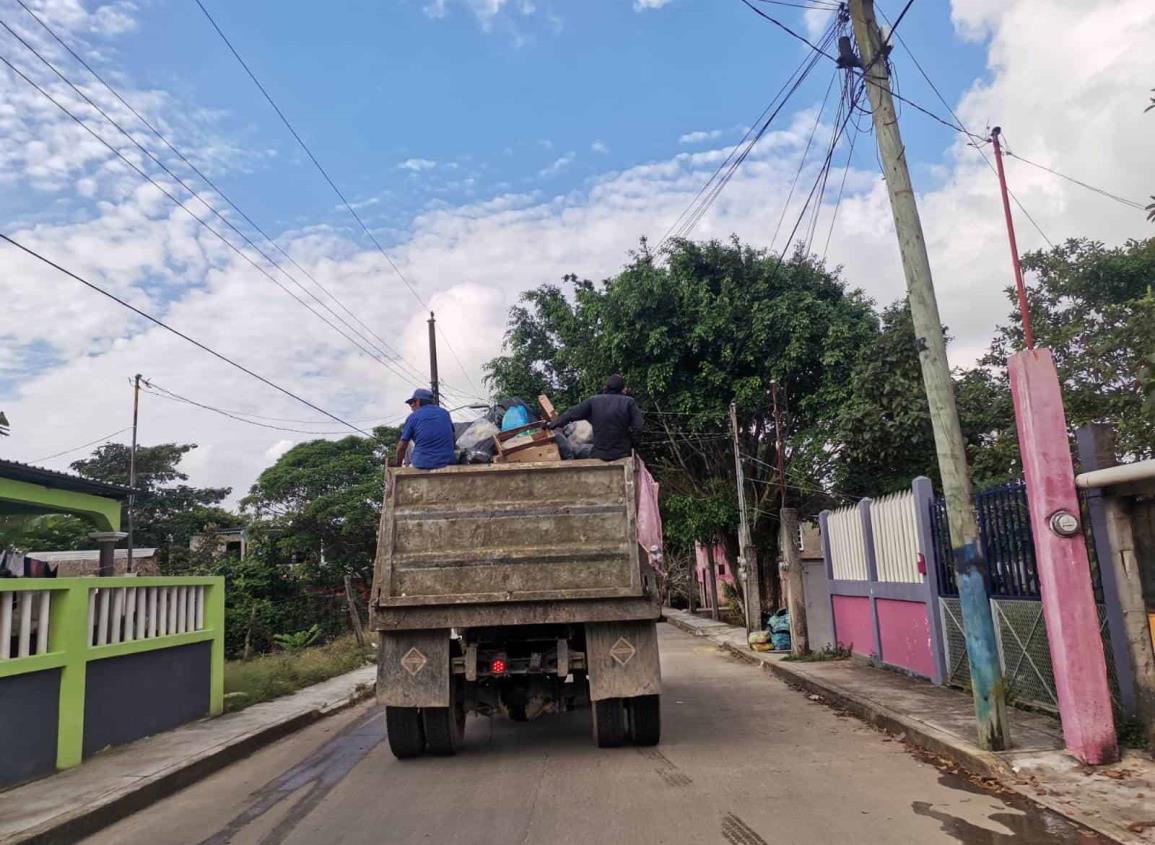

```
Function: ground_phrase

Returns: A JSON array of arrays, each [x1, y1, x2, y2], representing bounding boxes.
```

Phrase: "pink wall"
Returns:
[[831, 595, 873, 657], [876, 598, 934, 679], [694, 541, 736, 608]]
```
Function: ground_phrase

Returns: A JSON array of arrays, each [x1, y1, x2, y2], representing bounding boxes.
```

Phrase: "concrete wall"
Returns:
[[831, 595, 873, 657], [0, 668, 60, 786], [694, 541, 737, 610], [876, 598, 934, 678]]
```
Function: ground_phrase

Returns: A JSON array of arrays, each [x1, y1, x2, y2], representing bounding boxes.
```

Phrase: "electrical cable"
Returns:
[[10, 0, 430, 388], [194, 0, 483, 398], [738, 0, 839, 61], [0, 50, 426, 385], [31, 427, 132, 464], [1001, 146, 1146, 211], [0, 233, 371, 435]]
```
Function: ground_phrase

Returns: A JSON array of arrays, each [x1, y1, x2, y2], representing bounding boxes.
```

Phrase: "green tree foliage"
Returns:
[[0, 513, 92, 554], [486, 238, 879, 601], [69, 442, 237, 550], [983, 237, 1155, 463], [241, 426, 400, 586]]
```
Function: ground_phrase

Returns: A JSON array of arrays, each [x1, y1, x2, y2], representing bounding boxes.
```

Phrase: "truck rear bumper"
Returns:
[[371, 597, 661, 631]]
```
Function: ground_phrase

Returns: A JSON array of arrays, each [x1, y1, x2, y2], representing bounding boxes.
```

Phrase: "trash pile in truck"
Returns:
[[453, 394, 593, 465]]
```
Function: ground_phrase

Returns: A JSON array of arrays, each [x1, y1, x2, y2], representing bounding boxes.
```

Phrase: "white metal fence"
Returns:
[[870, 491, 922, 583], [87, 585, 207, 647], [827, 505, 869, 581], [0, 589, 53, 660]]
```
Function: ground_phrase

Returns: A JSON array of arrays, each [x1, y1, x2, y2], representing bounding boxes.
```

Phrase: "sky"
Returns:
[[1, 0, 1153, 505]]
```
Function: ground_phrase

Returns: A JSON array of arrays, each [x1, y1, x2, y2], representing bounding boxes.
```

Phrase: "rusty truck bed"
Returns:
[[370, 458, 659, 630]]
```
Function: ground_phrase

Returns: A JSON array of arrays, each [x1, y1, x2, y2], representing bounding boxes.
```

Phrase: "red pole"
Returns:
[[990, 127, 1034, 349]]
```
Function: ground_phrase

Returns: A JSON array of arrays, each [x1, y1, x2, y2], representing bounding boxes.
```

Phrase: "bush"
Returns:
[[223, 634, 373, 712]]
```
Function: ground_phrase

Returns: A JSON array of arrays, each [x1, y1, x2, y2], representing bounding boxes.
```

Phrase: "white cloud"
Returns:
[[678, 129, 723, 145], [634, 0, 674, 9], [537, 151, 575, 177], [3, 0, 1154, 506], [591, 140, 609, 154], [398, 158, 437, 172]]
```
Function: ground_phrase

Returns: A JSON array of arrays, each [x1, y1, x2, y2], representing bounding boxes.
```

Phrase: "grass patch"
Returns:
[[781, 644, 853, 663], [223, 634, 374, 713]]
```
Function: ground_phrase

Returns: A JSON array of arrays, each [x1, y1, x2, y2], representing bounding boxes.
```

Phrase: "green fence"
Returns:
[[0, 577, 223, 780]]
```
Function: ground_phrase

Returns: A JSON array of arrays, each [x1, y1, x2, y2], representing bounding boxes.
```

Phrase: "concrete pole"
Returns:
[[849, 0, 1009, 750], [705, 542, 720, 622], [730, 402, 760, 631], [1076, 424, 1139, 717], [780, 507, 809, 655], [427, 311, 440, 405], [1009, 351, 1118, 763], [127, 373, 141, 572], [89, 531, 127, 577]]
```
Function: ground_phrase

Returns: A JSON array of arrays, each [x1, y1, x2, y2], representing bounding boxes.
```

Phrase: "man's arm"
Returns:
[[550, 398, 592, 429], [628, 400, 644, 448], [391, 440, 410, 467]]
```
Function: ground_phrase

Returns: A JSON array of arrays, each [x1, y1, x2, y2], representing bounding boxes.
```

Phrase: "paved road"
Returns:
[[83, 625, 1098, 845]]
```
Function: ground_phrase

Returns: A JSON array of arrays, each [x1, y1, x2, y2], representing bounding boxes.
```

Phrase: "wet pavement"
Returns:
[[80, 624, 1117, 845]]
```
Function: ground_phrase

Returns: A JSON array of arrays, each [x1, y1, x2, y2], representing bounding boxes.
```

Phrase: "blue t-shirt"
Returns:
[[401, 405, 456, 469]]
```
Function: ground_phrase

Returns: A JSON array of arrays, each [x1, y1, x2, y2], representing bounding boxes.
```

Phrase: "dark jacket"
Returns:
[[554, 392, 644, 461]]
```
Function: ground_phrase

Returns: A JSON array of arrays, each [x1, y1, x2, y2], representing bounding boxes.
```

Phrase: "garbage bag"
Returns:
[[456, 419, 500, 451], [767, 608, 791, 651], [502, 404, 531, 431], [565, 420, 593, 445], [554, 431, 574, 460]]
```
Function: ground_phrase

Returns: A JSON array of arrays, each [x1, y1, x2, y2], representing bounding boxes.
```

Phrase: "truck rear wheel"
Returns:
[[386, 707, 425, 759], [423, 704, 466, 755], [627, 695, 661, 746], [592, 698, 627, 748]]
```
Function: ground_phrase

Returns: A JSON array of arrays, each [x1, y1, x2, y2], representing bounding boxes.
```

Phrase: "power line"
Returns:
[[8, 0, 429, 389], [31, 427, 132, 464], [1001, 147, 1147, 211], [193, 0, 483, 399], [0, 233, 371, 435], [0, 50, 428, 384], [738, 0, 839, 61]]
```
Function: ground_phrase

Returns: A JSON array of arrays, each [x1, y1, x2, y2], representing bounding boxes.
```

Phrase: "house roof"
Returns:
[[0, 459, 134, 499], [25, 548, 158, 561]]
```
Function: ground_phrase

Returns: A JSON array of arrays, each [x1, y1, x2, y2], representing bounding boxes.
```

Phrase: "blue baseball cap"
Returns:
[[406, 388, 436, 405]]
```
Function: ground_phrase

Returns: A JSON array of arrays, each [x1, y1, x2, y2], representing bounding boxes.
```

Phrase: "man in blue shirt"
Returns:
[[392, 388, 456, 469]]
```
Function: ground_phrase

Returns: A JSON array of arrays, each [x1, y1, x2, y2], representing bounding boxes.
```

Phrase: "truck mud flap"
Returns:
[[585, 620, 661, 702], [377, 629, 450, 708]]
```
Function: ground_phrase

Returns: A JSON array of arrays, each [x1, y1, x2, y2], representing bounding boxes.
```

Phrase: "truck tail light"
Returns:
[[490, 657, 507, 674]]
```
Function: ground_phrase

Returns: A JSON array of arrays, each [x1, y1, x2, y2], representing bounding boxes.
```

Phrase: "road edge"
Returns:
[[661, 613, 1126, 844], [8, 677, 375, 845]]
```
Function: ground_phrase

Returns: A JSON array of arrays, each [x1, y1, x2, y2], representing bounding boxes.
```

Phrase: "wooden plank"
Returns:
[[538, 395, 557, 421], [495, 442, 560, 464]]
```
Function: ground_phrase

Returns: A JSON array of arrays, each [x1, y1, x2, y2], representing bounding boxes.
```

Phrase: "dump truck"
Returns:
[[370, 457, 663, 757]]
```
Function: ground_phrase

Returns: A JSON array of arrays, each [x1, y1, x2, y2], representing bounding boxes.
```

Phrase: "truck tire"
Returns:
[[592, 698, 627, 748], [386, 707, 425, 759], [423, 704, 465, 756], [627, 695, 661, 746]]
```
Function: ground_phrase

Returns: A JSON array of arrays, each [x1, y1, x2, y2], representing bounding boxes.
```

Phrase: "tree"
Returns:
[[70, 442, 236, 551], [984, 237, 1155, 463], [486, 237, 879, 605], [241, 426, 400, 587]]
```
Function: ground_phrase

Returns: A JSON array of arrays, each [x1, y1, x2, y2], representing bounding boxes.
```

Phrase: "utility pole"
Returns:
[[127, 373, 141, 572], [427, 311, 440, 405], [849, 0, 1009, 750], [779, 507, 809, 655], [730, 402, 760, 632], [989, 128, 1035, 348], [771, 384, 787, 506]]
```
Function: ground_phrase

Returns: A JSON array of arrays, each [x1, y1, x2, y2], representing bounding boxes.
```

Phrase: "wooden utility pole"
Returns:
[[849, 0, 1009, 750], [779, 507, 809, 655], [344, 574, 367, 648], [427, 311, 440, 404], [730, 402, 760, 631], [127, 373, 142, 572]]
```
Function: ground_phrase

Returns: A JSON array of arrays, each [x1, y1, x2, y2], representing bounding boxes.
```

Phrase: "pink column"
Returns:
[[1009, 349, 1117, 764]]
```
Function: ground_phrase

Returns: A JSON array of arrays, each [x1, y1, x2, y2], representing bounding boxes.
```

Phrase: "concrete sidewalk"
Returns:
[[0, 664, 376, 845], [664, 608, 1155, 845]]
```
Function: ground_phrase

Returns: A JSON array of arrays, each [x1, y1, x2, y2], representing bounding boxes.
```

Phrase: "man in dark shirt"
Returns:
[[547, 374, 643, 461], [392, 388, 456, 469]]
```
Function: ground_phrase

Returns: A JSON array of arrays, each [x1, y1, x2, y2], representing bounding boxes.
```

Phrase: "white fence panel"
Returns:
[[88, 585, 207, 647], [0, 589, 54, 659], [870, 491, 922, 583], [827, 505, 869, 581]]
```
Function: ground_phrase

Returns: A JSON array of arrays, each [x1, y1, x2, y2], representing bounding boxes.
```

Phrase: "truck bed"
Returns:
[[371, 458, 649, 615]]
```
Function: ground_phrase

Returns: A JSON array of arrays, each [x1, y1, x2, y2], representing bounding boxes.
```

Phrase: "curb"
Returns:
[[7, 680, 375, 845]]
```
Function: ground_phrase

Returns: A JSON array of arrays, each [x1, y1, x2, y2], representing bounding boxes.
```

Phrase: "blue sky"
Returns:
[[3, 0, 1152, 497], [84, 0, 987, 247]]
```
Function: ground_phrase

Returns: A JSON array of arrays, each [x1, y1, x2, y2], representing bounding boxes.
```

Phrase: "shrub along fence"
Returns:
[[0, 576, 224, 788]]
